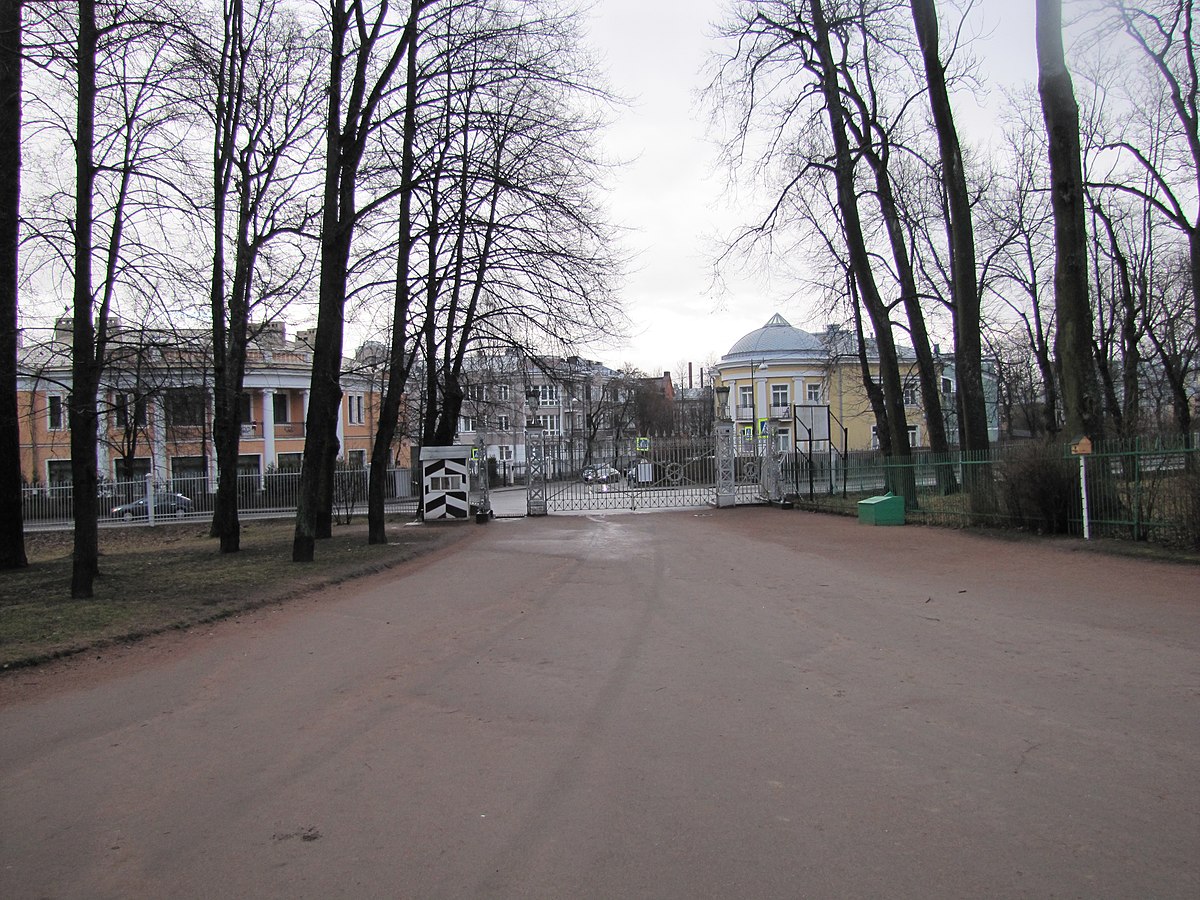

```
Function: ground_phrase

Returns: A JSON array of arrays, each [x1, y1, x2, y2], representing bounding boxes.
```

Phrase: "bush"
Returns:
[[998, 440, 1077, 534], [1184, 467, 1200, 550]]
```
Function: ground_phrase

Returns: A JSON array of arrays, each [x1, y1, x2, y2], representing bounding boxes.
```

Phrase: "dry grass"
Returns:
[[0, 517, 473, 669]]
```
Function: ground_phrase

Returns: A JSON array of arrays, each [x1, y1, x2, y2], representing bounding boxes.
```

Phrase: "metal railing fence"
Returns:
[[787, 436, 1199, 550], [21, 468, 419, 530]]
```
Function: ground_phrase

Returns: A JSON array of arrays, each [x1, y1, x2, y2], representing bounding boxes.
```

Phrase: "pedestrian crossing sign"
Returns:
[[636, 437, 650, 452], [758, 418, 769, 437]]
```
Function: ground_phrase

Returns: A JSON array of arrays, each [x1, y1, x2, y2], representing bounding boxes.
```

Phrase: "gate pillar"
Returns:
[[715, 421, 736, 508], [760, 419, 784, 503], [526, 424, 547, 516]]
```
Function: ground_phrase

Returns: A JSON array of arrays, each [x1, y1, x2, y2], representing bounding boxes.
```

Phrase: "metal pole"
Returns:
[[1079, 454, 1090, 541]]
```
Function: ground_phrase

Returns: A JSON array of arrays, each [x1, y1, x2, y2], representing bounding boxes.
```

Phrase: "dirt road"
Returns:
[[2, 509, 1198, 898]]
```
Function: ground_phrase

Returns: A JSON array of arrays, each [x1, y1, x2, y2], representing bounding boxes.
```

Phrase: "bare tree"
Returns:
[[362, 0, 621, 543], [908, 0, 990, 460], [711, 0, 915, 492], [1100, 0, 1200, 343], [980, 104, 1060, 435], [183, 0, 323, 553], [293, 0, 426, 563], [23, 1, 195, 595], [1037, 0, 1105, 441]]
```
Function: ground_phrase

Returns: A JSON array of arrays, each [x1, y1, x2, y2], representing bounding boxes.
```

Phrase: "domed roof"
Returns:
[[723, 313, 824, 361]]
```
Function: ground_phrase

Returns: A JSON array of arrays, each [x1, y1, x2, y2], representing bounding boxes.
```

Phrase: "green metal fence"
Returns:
[[786, 436, 1200, 550]]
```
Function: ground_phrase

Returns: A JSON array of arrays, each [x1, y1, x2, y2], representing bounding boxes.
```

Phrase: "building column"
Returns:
[[335, 393, 345, 457], [150, 395, 168, 484], [207, 391, 218, 485], [97, 437, 110, 484], [301, 389, 311, 453], [261, 388, 275, 486]]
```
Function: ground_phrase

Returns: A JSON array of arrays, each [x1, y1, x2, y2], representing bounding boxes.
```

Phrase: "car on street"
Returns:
[[110, 493, 194, 520], [581, 464, 622, 484]]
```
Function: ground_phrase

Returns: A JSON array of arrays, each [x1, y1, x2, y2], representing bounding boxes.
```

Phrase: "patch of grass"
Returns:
[[0, 517, 472, 670]]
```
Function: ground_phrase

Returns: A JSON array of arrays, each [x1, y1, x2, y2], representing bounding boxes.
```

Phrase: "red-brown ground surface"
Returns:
[[2, 508, 1198, 898]]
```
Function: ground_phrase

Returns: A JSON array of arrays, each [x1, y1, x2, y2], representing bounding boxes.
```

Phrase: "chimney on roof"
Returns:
[[255, 321, 287, 348], [295, 327, 317, 350]]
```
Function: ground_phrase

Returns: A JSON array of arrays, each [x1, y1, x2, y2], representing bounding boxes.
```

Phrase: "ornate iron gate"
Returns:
[[542, 436, 713, 512]]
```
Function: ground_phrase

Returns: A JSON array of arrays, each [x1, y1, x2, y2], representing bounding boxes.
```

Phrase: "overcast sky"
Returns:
[[581, 0, 1040, 382]]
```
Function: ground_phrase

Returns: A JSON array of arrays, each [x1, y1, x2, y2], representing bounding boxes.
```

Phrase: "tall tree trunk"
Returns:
[[810, 0, 914, 503], [70, 0, 100, 597], [1188, 226, 1200, 349], [1090, 201, 1141, 438], [0, 0, 26, 568], [368, 0, 423, 546], [294, 1, 351, 562], [850, 283, 891, 455], [858, 136, 954, 483], [209, 0, 242, 552], [1036, 0, 1105, 442], [909, 0, 991, 457], [296, 0, 420, 559]]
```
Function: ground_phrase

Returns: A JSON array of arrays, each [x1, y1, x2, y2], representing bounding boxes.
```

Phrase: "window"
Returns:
[[738, 385, 753, 410], [429, 474, 463, 492], [941, 377, 954, 396], [347, 394, 365, 425], [776, 428, 791, 453], [238, 392, 253, 423], [114, 393, 148, 429], [273, 392, 290, 423], [47, 459, 72, 484], [497, 445, 513, 461], [740, 425, 755, 451], [172, 457, 207, 491], [903, 386, 920, 407], [771, 384, 789, 407], [533, 414, 561, 435], [806, 383, 823, 403], [276, 452, 303, 471], [48, 395, 65, 431], [496, 415, 510, 431], [237, 454, 262, 477], [346, 449, 366, 468], [467, 384, 485, 401], [495, 384, 510, 402], [165, 387, 207, 427], [114, 457, 151, 481], [871, 425, 920, 449], [458, 415, 477, 434], [538, 383, 559, 405]]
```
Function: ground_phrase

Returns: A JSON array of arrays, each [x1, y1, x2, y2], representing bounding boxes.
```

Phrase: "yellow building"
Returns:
[[714, 314, 932, 452]]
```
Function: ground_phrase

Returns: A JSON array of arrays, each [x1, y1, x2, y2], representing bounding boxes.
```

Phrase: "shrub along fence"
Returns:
[[786, 436, 1200, 551]]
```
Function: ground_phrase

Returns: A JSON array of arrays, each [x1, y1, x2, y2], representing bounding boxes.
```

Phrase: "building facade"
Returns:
[[451, 352, 683, 476], [714, 314, 1000, 453], [17, 320, 399, 488]]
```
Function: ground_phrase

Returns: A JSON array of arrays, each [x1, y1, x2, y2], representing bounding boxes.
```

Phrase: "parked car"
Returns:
[[581, 464, 622, 484], [110, 493, 194, 520]]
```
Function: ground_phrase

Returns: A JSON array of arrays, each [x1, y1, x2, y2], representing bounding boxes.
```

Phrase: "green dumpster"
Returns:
[[857, 492, 905, 525]]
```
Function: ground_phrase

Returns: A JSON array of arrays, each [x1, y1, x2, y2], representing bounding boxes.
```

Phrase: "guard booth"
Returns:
[[419, 445, 473, 520]]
